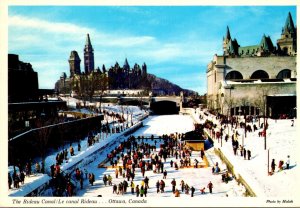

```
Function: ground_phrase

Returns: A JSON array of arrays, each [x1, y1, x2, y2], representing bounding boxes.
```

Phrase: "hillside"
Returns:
[[146, 74, 194, 95], [55, 73, 195, 96]]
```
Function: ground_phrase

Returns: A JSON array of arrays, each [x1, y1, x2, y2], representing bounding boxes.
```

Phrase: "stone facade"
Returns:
[[83, 34, 94, 74], [207, 12, 297, 118], [57, 34, 149, 93]]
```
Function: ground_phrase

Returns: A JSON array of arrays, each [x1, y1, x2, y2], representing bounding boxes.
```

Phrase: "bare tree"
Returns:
[[33, 118, 53, 174], [71, 75, 89, 107], [224, 95, 235, 117], [254, 86, 274, 150], [94, 73, 110, 113]]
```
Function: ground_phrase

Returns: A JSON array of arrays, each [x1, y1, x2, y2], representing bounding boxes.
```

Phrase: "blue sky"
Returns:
[[8, 6, 296, 95]]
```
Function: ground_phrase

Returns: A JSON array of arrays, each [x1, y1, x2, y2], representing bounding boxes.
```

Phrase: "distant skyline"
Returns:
[[8, 6, 296, 95]]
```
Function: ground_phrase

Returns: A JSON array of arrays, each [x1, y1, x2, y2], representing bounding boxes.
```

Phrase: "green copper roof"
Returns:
[[238, 45, 259, 55], [283, 12, 296, 34], [227, 38, 239, 55], [225, 26, 231, 40], [259, 34, 274, 51]]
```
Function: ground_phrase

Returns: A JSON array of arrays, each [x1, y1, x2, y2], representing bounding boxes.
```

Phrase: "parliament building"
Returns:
[[57, 34, 148, 94]]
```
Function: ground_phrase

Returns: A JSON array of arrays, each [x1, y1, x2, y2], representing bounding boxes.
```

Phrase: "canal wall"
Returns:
[[15, 121, 145, 197], [213, 148, 256, 197], [184, 108, 256, 197]]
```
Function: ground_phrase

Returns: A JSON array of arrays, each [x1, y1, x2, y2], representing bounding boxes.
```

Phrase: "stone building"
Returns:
[[207, 12, 297, 119], [8, 54, 39, 103], [83, 33, 94, 74], [69, 50, 81, 77], [56, 34, 148, 93]]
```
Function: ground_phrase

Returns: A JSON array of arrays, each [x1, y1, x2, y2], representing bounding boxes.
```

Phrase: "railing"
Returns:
[[214, 148, 256, 197], [21, 121, 145, 197], [9, 115, 104, 142]]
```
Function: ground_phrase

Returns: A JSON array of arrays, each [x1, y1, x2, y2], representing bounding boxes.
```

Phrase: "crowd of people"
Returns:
[[202, 111, 292, 181], [92, 132, 228, 197]]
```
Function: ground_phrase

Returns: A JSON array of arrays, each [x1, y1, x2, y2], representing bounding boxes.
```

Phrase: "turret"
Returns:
[[223, 26, 232, 55], [142, 63, 147, 76], [277, 12, 297, 56], [84, 33, 95, 74], [68, 50, 81, 77]]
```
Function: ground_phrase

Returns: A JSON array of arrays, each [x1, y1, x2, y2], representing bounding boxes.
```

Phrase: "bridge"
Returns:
[[96, 95, 183, 114]]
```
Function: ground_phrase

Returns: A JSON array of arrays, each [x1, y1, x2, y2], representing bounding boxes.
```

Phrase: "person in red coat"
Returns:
[[207, 181, 213, 193]]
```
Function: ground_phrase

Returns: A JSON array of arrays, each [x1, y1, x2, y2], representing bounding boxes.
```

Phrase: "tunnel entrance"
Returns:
[[150, 101, 179, 115]]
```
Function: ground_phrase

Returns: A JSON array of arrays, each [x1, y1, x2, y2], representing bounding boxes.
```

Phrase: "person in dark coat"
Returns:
[[8, 173, 12, 189], [191, 186, 195, 197], [50, 164, 55, 178], [78, 143, 81, 152], [271, 159, 276, 173], [20, 171, 25, 184], [247, 150, 251, 160], [171, 179, 176, 193], [200, 149, 205, 159], [103, 174, 108, 186], [113, 184, 117, 194], [156, 180, 160, 193], [243, 148, 247, 160], [163, 170, 167, 179], [135, 185, 140, 197], [207, 181, 213, 193], [144, 176, 149, 188], [180, 180, 185, 192], [14, 174, 20, 188]]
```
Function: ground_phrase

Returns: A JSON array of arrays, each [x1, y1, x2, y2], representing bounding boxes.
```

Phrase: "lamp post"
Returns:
[[227, 109, 230, 136], [257, 107, 260, 127], [244, 103, 248, 138], [267, 148, 270, 175], [264, 96, 267, 150]]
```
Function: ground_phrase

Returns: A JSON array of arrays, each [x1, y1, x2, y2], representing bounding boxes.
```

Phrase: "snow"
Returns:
[[194, 109, 298, 197], [8, 104, 147, 197], [75, 115, 246, 197], [7, 104, 299, 200], [9, 174, 51, 197]]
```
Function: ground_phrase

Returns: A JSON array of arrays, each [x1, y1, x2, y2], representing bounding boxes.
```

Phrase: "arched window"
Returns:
[[276, 69, 291, 79], [250, 70, 269, 79], [225, 71, 243, 80]]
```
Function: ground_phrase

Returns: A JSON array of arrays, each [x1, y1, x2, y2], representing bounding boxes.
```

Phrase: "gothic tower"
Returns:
[[223, 26, 231, 55], [68, 50, 81, 77], [84, 33, 95, 74], [142, 63, 147, 76], [277, 12, 297, 56], [223, 26, 239, 56], [123, 58, 130, 75]]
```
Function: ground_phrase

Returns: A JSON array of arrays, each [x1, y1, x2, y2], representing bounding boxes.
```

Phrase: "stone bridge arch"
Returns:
[[150, 100, 179, 115]]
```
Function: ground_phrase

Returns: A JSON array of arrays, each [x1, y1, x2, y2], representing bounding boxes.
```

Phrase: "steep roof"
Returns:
[[260, 34, 274, 51], [123, 58, 130, 69], [283, 12, 296, 34], [238, 45, 259, 56], [85, 33, 92, 46], [227, 38, 239, 55], [69, 50, 81, 61], [225, 26, 231, 40]]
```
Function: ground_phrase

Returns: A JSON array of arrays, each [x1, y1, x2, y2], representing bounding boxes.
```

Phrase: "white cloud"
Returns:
[[8, 14, 213, 92], [9, 15, 93, 35]]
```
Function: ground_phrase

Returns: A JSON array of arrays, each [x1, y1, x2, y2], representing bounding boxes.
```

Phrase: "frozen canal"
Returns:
[[76, 115, 245, 197]]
